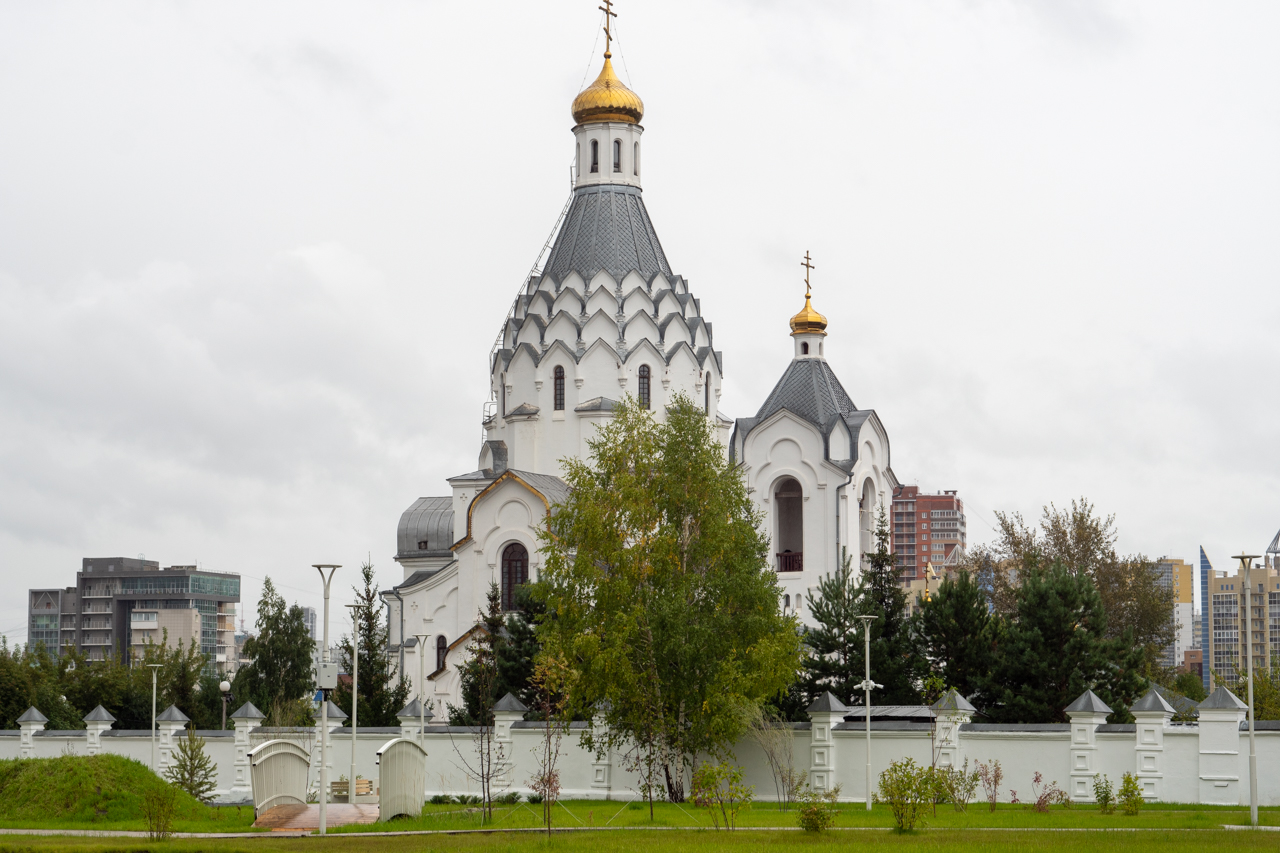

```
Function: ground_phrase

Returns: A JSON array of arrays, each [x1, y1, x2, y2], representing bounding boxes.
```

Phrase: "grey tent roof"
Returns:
[[314, 700, 347, 721], [543, 183, 671, 284], [83, 705, 116, 723], [397, 697, 435, 721], [156, 705, 190, 723], [230, 701, 266, 720], [806, 692, 847, 714], [506, 402, 540, 417], [16, 707, 47, 724], [575, 396, 619, 413], [1199, 685, 1248, 710], [1152, 684, 1199, 718], [494, 693, 529, 713], [1131, 688, 1176, 715], [397, 496, 455, 559], [507, 469, 571, 509], [931, 689, 977, 714], [1064, 689, 1112, 715], [755, 358, 859, 431]]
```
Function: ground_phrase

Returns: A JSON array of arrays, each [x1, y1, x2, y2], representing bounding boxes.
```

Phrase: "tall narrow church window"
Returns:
[[638, 365, 651, 409], [801, 342, 809, 354], [553, 366, 565, 410], [774, 477, 804, 572], [704, 381, 710, 414], [784, 594, 791, 610], [613, 139, 621, 172], [590, 140, 599, 173], [633, 141, 639, 176], [436, 635, 447, 671], [501, 543, 528, 610]]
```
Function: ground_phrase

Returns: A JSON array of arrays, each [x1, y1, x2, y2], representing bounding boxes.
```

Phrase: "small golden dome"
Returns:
[[789, 294, 828, 336], [572, 54, 644, 125]]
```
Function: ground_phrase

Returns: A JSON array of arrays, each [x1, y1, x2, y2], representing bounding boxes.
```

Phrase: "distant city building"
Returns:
[[1155, 556, 1196, 670], [27, 557, 240, 676], [301, 606, 319, 644], [1198, 546, 1280, 691], [1181, 648, 1203, 679], [890, 486, 966, 583]]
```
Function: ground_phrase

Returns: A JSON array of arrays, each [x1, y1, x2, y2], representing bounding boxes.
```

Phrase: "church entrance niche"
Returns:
[[501, 542, 529, 611], [774, 477, 803, 572]]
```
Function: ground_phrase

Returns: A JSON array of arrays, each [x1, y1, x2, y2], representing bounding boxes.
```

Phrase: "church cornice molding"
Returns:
[[451, 470, 556, 552]]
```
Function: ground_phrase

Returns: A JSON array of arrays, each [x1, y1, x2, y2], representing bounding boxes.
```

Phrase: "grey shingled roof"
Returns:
[[1199, 686, 1247, 710], [544, 183, 671, 284], [1131, 688, 1176, 715], [230, 701, 266, 720], [806, 692, 847, 714], [931, 689, 977, 713], [16, 707, 47, 724], [508, 469, 571, 509], [156, 705, 190, 723], [314, 700, 347, 721], [1064, 689, 1112, 715], [397, 698, 434, 721], [83, 705, 116, 723], [397, 496, 455, 559], [755, 358, 858, 432], [493, 693, 529, 713], [575, 396, 619, 413]]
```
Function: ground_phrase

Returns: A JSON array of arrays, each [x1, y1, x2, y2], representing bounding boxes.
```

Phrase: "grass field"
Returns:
[[0, 829, 1278, 853]]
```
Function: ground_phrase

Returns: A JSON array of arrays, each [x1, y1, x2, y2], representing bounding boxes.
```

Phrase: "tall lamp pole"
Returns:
[[313, 564, 340, 835], [1233, 552, 1261, 828], [219, 680, 233, 730], [854, 614, 881, 812], [413, 634, 430, 750], [344, 603, 364, 803], [147, 663, 163, 772]]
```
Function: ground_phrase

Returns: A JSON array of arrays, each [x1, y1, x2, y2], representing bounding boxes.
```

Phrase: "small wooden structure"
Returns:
[[330, 778, 375, 802], [247, 739, 312, 816], [375, 737, 427, 820]]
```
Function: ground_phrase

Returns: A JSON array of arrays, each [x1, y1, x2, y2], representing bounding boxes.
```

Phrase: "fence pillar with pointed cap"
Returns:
[[589, 701, 614, 797], [1064, 689, 1111, 801], [17, 707, 47, 759], [929, 689, 975, 771], [230, 701, 265, 800], [397, 698, 432, 739], [1131, 688, 1174, 800], [492, 693, 526, 789], [1197, 686, 1246, 805], [806, 692, 846, 797], [155, 705, 190, 776], [83, 705, 116, 756]]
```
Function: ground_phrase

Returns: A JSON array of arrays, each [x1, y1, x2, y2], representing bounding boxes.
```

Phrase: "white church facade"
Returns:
[[382, 34, 897, 716]]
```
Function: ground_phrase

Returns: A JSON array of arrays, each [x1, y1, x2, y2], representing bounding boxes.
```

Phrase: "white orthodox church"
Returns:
[[382, 37, 898, 715]]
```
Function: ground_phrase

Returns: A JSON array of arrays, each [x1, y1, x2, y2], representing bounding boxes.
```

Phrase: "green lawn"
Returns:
[[1, 829, 1279, 853]]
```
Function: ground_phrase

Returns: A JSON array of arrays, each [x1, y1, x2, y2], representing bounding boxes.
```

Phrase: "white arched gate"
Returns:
[[376, 737, 427, 820], [247, 739, 312, 816]]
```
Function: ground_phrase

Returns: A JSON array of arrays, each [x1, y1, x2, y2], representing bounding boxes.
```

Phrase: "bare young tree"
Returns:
[[447, 583, 507, 821], [748, 707, 803, 810], [527, 653, 572, 837]]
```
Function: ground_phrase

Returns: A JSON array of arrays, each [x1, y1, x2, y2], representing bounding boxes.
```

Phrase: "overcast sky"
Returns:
[[1, 0, 1277, 638]]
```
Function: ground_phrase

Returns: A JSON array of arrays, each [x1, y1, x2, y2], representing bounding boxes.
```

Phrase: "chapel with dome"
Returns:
[[382, 14, 896, 715]]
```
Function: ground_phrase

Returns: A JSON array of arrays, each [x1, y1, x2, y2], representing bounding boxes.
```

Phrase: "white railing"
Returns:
[[247, 739, 312, 816], [376, 737, 427, 820]]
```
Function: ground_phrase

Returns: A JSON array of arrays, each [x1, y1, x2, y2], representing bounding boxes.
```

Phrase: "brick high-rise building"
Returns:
[[890, 486, 966, 583]]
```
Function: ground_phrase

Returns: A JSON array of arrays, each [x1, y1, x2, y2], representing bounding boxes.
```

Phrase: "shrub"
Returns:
[[495, 791, 522, 805], [429, 794, 455, 805], [1118, 772, 1143, 815], [1092, 774, 1115, 814], [976, 759, 1003, 812], [527, 793, 544, 805], [875, 758, 932, 832], [938, 759, 980, 812], [141, 784, 178, 840], [691, 761, 753, 830], [1027, 772, 1065, 813], [795, 784, 840, 833], [457, 794, 482, 805]]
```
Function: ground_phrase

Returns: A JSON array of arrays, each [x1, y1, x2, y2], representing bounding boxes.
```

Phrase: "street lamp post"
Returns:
[[147, 663, 163, 772], [854, 614, 881, 812], [219, 680, 232, 730], [344, 603, 364, 804], [413, 634, 430, 750], [313, 564, 340, 835], [1233, 552, 1261, 828]]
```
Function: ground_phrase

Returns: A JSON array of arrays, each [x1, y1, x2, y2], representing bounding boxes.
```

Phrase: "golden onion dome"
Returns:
[[789, 294, 828, 336], [571, 54, 644, 125]]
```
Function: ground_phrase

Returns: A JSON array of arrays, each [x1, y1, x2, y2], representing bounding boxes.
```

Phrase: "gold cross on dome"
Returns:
[[801, 251, 816, 297], [599, 0, 617, 57]]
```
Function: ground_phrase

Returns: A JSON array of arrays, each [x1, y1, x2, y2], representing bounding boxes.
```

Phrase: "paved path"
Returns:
[[254, 803, 381, 831]]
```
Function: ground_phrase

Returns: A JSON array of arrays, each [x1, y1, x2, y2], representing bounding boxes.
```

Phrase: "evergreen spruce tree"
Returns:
[[165, 725, 218, 803], [980, 560, 1145, 723], [799, 547, 863, 705], [852, 505, 924, 706], [916, 570, 996, 706], [335, 560, 410, 727], [448, 582, 507, 726]]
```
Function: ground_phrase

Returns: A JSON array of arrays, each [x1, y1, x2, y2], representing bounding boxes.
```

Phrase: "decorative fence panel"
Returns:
[[247, 739, 312, 816], [376, 737, 427, 820]]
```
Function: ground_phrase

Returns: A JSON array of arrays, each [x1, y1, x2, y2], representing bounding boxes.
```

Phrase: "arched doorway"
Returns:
[[774, 477, 803, 572], [501, 543, 529, 611]]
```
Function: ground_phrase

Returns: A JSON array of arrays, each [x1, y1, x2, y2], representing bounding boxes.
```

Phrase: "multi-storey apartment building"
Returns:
[[890, 485, 967, 583], [1155, 556, 1196, 670], [1198, 547, 1280, 691], [27, 557, 240, 676]]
